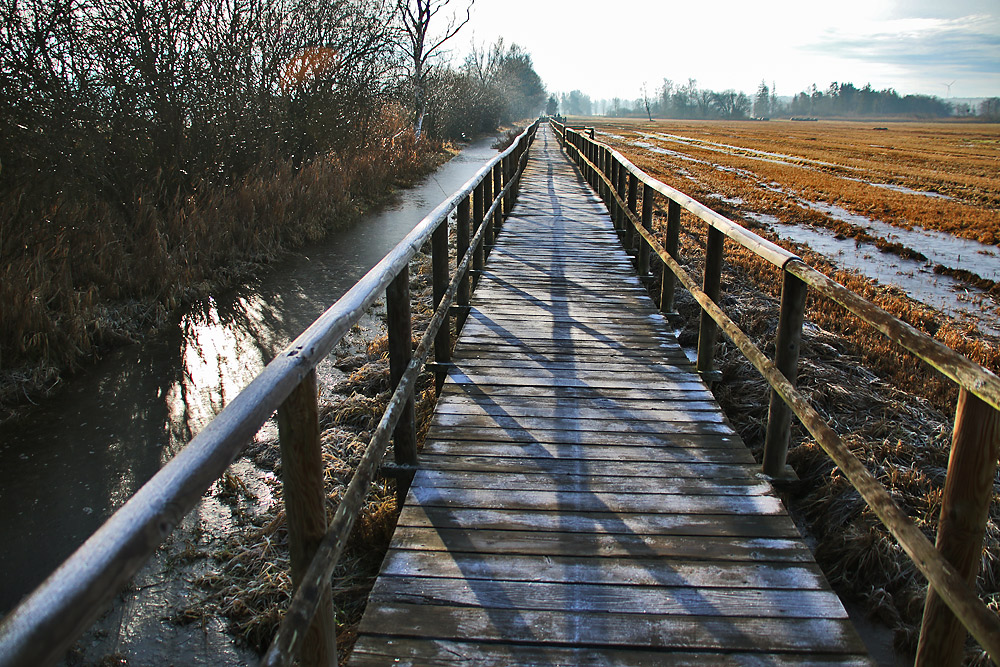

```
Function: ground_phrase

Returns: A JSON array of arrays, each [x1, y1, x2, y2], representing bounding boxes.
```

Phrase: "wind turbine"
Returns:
[[943, 80, 956, 97]]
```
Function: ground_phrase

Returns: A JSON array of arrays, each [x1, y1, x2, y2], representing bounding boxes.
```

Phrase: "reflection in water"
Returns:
[[167, 297, 274, 455], [0, 135, 501, 614]]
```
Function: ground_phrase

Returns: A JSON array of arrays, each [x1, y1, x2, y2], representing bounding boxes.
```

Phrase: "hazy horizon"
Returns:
[[445, 0, 999, 101]]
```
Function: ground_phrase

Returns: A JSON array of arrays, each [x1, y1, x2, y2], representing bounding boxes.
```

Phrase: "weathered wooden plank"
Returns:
[[432, 400, 721, 421], [368, 575, 850, 619], [413, 456, 760, 478], [459, 322, 683, 339], [395, 506, 801, 538], [379, 551, 825, 589], [388, 527, 816, 562], [411, 469, 772, 495], [356, 603, 867, 654], [436, 393, 716, 411], [443, 364, 703, 379], [421, 436, 750, 455], [462, 313, 673, 327], [449, 357, 698, 373], [436, 383, 712, 402], [349, 638, 873, 666], [407, 486, 787, 515], [442, 373, 712, 392], [429, 412, 734, 433], [448, 343, 688, 359]]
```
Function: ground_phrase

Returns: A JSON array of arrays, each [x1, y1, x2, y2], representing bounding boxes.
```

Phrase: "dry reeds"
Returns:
[[184, 251, 442, 660], [1, 108, 446, 421]]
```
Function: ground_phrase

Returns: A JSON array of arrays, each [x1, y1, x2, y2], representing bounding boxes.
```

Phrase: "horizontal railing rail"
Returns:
[[0, 119, 540, 667], [554, 118, 1000, 667]]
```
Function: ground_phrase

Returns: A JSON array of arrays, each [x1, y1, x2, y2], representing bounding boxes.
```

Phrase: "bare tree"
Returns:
[[641, 82, 652, 121], [395, 0, 472, 138]]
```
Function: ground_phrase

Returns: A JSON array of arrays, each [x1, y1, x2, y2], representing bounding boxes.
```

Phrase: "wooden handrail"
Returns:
[[259, 130, 537, 666], [554, 121, 795, 269], [559, 120, 1000, 665], [560, 125, 1000, 412], [0, 120, 540, 667]]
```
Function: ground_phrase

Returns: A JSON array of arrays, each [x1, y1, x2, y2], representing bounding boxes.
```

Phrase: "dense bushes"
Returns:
[[0, 0, 548, 404]]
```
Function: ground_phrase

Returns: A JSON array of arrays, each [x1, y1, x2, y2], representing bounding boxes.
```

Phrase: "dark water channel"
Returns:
[[0, 136, 501, 615]]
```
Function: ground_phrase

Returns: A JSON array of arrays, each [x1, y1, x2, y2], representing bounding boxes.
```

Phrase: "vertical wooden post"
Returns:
[[473, 181, 485, 280], [610, 160, 621, 232], [601, 148, 609, 203], [432, 218, 450, 392], [596, 148, 605, 202], [616, 164, 628, 241], [587, 141, 595, 186], [661, 200, 681, 313], [762, 270, 807, 477], [277, 370, 336, 667], [493, 161, 504, 239], [485, 167, 496, 248], [916, 390, 1000, 667], [638, 183, 653, 278], [501, 155, 511, 219], [601, 146, 614, 205], [627, 174, 638, 253], [386, 268, 417, 506], [511, 144, 521, 201], [697, 226, 724, 378], [457, 195, 471, 308]]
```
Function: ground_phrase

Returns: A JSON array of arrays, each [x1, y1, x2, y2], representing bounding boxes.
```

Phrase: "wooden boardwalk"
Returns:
[[348, 125, 871, 665]]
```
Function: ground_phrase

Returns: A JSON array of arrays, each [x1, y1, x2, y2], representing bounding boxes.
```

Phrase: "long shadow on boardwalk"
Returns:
[[347, 124, 870, 665]]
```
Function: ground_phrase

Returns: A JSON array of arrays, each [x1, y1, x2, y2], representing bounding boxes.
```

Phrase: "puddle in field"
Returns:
[[855, 180, 954, 201], [631, 136, 1000, 278], [796, 200, 1000, 281], [746, 212, 1000, 337], [639, 131, 848, 171], [631, 140, 708, 163], [636, 132, 959, 201], [625, 136, 1000, 336], [707, 193, 745, 207]]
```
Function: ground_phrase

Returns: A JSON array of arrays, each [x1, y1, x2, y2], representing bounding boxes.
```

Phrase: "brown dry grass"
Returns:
[[591, 118, 1000, 238], [0, 107, 448, 419], [182, 251, 443, 661]]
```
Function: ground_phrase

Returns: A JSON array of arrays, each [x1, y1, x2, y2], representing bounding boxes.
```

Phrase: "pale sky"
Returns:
[[441, 0, 1000, 100]]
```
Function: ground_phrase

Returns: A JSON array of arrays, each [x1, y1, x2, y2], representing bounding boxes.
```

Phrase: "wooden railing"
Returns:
[[551, 119, 1000, 667], [0, 119, 540, 667]]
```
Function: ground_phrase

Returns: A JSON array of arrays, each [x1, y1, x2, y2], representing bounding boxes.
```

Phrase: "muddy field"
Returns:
[[592, 118, 1000, 337], [583, 117, 1000, 663]]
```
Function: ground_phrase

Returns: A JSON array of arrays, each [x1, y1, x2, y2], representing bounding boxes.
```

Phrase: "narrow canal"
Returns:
[[0, 135, 502, 614]]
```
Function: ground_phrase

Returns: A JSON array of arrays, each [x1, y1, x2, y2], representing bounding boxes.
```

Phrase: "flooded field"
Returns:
[[590, 118, 1000, 341]]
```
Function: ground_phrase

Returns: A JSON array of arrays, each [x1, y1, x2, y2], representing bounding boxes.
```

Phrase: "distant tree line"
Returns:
[[786, 82, 952, 118], [554, 78, 997, 121]]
